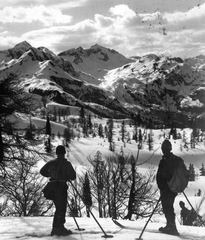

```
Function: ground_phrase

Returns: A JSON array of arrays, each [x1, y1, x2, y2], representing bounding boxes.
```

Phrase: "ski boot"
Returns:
[[159, 224, 179, 236], [51, 226, 72, 236]]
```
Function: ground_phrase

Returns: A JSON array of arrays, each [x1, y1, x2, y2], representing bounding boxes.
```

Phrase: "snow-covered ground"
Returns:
[[1, 216, 205, 240], [1, 116, 205, 239]]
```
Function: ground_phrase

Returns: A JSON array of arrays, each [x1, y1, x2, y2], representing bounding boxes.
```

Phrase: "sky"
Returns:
[[0, 0, 205, 59]]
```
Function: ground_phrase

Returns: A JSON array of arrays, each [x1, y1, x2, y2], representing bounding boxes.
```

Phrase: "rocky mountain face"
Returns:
[[0, 41, 205, 126], [0, 41, 131, 118], [0, 41, 78, 78], [100, 54, 205, 116], [58, 44, 134, 82], [100, 54, 205, 125]]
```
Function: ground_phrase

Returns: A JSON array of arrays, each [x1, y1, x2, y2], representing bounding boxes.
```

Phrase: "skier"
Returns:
[[156, 139, 185, 236], [40, 145, 76, 236], [179, 201, 197, 226]]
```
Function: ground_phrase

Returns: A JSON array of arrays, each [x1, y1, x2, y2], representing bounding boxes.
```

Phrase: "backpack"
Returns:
[[168, 162, 189, 193], [187, 210, 198, 223], [42, 182, 55, 200]]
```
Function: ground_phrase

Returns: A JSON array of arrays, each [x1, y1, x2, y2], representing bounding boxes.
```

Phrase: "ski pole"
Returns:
[[137, 197, 161, 240], [183, 192, 205, 227], [69, 180, 113, 238], [67, 200, 85, 231]]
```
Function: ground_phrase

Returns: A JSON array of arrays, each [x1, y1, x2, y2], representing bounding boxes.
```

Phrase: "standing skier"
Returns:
[[40, 145, 76, 236], [156, 139, 185, 236]]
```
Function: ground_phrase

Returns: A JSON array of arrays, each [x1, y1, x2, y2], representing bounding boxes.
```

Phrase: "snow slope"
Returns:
[[2, 41, 205, 123], [58, 44, 134, 82], [2, 112, 205, 240], [1, 215, 205, 240], [99, 55, 205, 112]]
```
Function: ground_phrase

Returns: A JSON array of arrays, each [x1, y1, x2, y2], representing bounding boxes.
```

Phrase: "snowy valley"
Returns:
[[1, 42, 205, 240]]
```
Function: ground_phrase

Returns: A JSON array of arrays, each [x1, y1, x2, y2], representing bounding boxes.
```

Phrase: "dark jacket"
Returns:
[[40, 158, 76, 182], [156, 153, 184, 192]]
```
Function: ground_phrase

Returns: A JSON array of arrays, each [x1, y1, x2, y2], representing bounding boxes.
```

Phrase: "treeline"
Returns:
[[189, 163, 205, 182], [1, 73, 205, 219], [0, 73, 158, 218], [67, 151, 159, 220]]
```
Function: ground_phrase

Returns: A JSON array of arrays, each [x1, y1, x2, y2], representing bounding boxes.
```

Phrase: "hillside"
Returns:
[[100, 54, 205, 117], [1, 115, 205, 240], [0, 42, 130, 118], [58, 44, 134, 81], [1, 42, 205, 126]]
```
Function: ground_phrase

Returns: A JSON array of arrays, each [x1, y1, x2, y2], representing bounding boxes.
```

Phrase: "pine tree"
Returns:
[[25, 128, 33, 140], [200, 163, 205, 176], [138, 129, 143, 149], [121, 120, 125, 142], [189, 163, 195, 181], [46, 115, 51, 136], [133, 128, 138, 142], [80, 106, 85, 125], [199, 116, 205, 132], [63, 127, 71, 144], [183, 131, 189, 148], [98, 124, 103, 138], [45, 136, 52, 153], [25, 118, 35, 140], [88, 114, 93, 130], [41, 96, 47, 108], [104, 125, 108, 138], [147, 132, 153, 151], [135, 113, 142, 126], [190, 132, 195, 148], [107, 118, 114, 150], [82, 173, 92, 217], [82, 118, 88, 137], [170, 128, 177, 140], [0, 126, 3, 163]]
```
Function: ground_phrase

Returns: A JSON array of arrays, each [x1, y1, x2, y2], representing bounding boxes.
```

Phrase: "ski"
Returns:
[[16, 229, 119, 239], [16, 231, 82, 238], [112, 219, 200, 240], [112, 219, 137, 230]]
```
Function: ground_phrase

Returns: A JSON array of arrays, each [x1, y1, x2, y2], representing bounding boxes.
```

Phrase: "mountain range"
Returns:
[[0, 41, 205, 127]]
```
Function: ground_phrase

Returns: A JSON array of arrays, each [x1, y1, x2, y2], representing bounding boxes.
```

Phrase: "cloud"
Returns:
[[1, 2, 205, 58], [0, 36, 25, 50], [109, 4, 136, 17], [20, 19, 98, 52], [24, 3, 205, 57], [46, 0, 89, 10], [165, 3, 205, 24], [0, 0, 88, 9], [109, 4, 141, 29], [94, 14, 114, 28], [158, 5, 205, 36], [0, 5, 73, 26]]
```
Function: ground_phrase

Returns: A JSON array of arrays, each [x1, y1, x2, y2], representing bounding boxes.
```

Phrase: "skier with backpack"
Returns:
[[179, 201, 198, 226], [156, 139, 189, 236], [40, 145, 76, 236]]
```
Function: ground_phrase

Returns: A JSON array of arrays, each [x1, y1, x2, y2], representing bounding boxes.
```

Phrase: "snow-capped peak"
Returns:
[[13, 41, 32, 51]]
